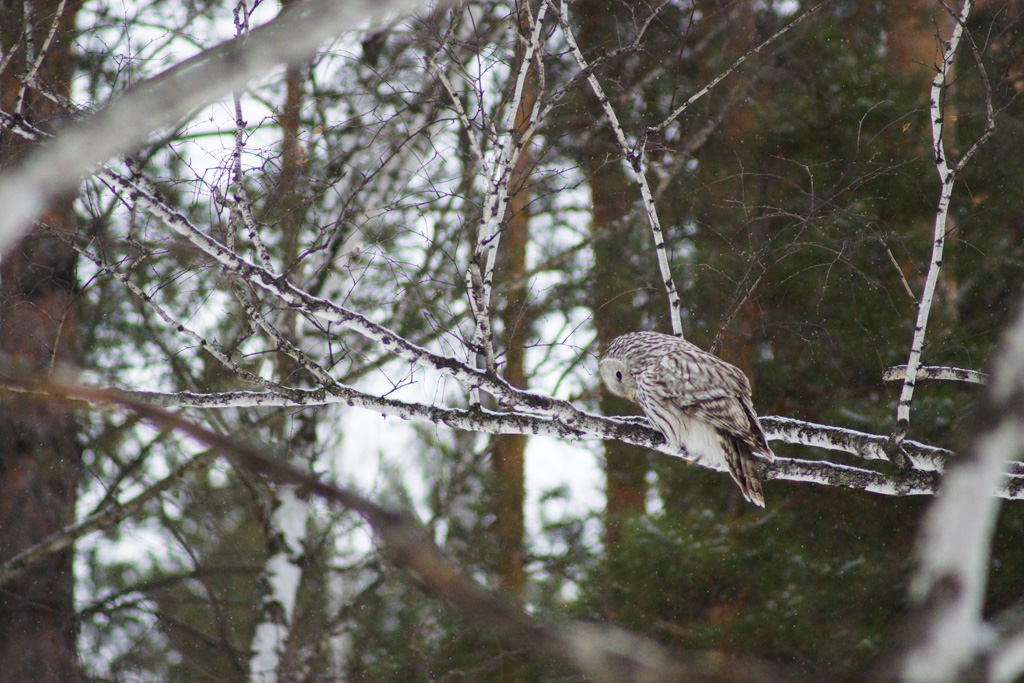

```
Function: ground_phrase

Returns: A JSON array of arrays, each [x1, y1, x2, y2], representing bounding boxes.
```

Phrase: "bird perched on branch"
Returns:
[[599, 331, 773, 507]]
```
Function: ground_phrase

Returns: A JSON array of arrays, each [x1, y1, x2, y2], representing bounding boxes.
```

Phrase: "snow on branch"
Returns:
[[765, 457, 941, 497], [762, 416, 949, 471], [103, 385, 1024, 500]]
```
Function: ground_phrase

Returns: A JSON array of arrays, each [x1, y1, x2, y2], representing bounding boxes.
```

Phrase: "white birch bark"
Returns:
[[894, 300, 1024, 680], [249, 482, 308, 683], [890, 0, 993, 459], [558, 0, 683, 337], [0, 0, 435, 252]]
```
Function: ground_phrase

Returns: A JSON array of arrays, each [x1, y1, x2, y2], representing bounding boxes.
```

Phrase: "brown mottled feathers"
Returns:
[[600, 331, 773, 507]]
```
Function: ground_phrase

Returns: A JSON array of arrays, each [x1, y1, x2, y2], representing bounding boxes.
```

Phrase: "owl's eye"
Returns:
[[615, 371, 623, 381]]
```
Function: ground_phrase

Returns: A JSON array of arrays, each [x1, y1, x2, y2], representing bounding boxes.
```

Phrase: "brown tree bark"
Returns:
[[261, 17, 315, 675], [0, 1, 83, 680], [571, 0, 649, 552], [490, 4, 539, 608]]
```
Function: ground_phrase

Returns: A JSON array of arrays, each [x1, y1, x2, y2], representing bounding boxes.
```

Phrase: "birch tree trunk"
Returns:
[[248, 8, 315, 675]]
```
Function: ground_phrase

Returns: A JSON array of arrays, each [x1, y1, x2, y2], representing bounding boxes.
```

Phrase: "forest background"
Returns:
[[2, 0, 1024, 681]]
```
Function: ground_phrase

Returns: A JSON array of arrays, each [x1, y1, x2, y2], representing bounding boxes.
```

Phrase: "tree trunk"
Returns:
[[0, 1, 83, 680], [572, 0, 649, 552], [248, 29, 317, 678], [490, 3, 539, 607]]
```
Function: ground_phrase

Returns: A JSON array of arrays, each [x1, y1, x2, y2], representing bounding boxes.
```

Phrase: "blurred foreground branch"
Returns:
[[0, 374, 792, 683]]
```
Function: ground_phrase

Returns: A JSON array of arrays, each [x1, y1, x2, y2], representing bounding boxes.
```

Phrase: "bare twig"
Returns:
[[645, 0, 831, 136], [0, 448, 216, 587]]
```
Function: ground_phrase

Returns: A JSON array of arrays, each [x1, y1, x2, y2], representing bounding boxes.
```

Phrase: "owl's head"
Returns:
[[599, 357, 637, 401]]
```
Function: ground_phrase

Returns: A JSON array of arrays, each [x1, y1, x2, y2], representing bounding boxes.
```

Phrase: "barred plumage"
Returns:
[[599, 331, 773, 507]]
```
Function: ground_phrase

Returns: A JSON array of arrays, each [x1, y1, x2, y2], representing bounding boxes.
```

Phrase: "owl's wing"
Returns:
[[685, 396, 772, 456], [639, 348, 771, 455], [640, 346, 750, 403]]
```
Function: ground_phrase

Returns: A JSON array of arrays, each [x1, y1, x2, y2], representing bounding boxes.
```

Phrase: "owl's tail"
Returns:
[[721, 434, 766, 508]]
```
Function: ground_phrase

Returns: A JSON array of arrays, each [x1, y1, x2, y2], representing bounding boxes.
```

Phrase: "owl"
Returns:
[[599, 331, 773, 507]]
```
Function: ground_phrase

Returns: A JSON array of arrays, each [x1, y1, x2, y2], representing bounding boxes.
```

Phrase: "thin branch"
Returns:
[[645, 0, 832, 136], [0, 448, 216, 587], [890, 0, 988, 463], [64, 215, 304, 401], [558, 0, 683, 336], [882, 365, 987, 385]]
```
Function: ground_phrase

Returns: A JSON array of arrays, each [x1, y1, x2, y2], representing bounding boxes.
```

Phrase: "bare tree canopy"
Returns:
[[2, 0, 1024, 680]]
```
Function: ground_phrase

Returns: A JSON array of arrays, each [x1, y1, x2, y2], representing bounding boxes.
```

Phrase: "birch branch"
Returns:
[[503, 1, 664, 154], [92, 385, 1024, 499], [558, 0, 683, 337], [0, 0, 439, 254], [890, 0, 990, 461], [882, 365, 987, 385], [0, 374, 782, 683], [478, 0, 549, 312], [762, 416, 949, 471], [764, 457, 941, 497], [13, 0, 70, 114], [468, 0, 551, 392]]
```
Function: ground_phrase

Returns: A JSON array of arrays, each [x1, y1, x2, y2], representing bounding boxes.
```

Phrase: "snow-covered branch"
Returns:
[[104, 386, 1024, 500], [762, 416, 949, 471]]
